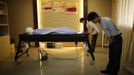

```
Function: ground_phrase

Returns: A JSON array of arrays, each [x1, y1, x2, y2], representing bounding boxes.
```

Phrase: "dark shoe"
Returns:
[[100, 70, 111, 75]]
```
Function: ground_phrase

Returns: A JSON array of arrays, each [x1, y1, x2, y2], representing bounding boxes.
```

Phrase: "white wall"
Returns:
[[88, 0, 112, 17]]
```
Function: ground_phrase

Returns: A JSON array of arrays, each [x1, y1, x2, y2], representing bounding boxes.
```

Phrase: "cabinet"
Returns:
[[0, 35, 10, 58], [0, 1, 10, 58], [0, 1, 9, 35]]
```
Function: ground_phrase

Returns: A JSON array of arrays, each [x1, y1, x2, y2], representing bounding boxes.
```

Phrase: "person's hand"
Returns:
[[107, 37, 113, 44]]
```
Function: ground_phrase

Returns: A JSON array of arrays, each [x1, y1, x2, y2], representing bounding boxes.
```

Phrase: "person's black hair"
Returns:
[[87, 12, 99, 21], [79, 17, 88, 32], [80, 18, 86, 22]]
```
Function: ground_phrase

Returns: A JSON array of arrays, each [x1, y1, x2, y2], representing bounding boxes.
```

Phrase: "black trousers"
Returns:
[[91, 33, 98, 52], [106, 33, 122, 75]]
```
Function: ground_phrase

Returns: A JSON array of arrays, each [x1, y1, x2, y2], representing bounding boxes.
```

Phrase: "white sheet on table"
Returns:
[[32, 27, 78, 35]]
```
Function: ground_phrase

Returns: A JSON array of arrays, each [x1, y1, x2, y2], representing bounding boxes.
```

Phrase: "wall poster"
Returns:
[[41, 0, 77, 13], [53, 1, 65, 12], [41, 0, 52, 11], [38, 0, 83, 32], [65, 3, 77, 13]]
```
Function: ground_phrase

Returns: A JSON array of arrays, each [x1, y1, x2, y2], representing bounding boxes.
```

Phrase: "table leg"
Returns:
[[15, 40, 21, 62]]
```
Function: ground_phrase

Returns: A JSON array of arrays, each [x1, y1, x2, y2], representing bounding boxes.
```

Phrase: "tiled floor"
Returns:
[[0, 47, 130, 75]]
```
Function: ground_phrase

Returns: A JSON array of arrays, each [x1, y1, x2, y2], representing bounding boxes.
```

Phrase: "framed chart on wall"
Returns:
[[41, 0, 77, 13], [33, 0, 88, 31], [41, 0, 52, 11]]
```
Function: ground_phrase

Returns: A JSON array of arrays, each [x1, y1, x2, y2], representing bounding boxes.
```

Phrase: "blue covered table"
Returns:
[[15, 33, 89, 62]]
